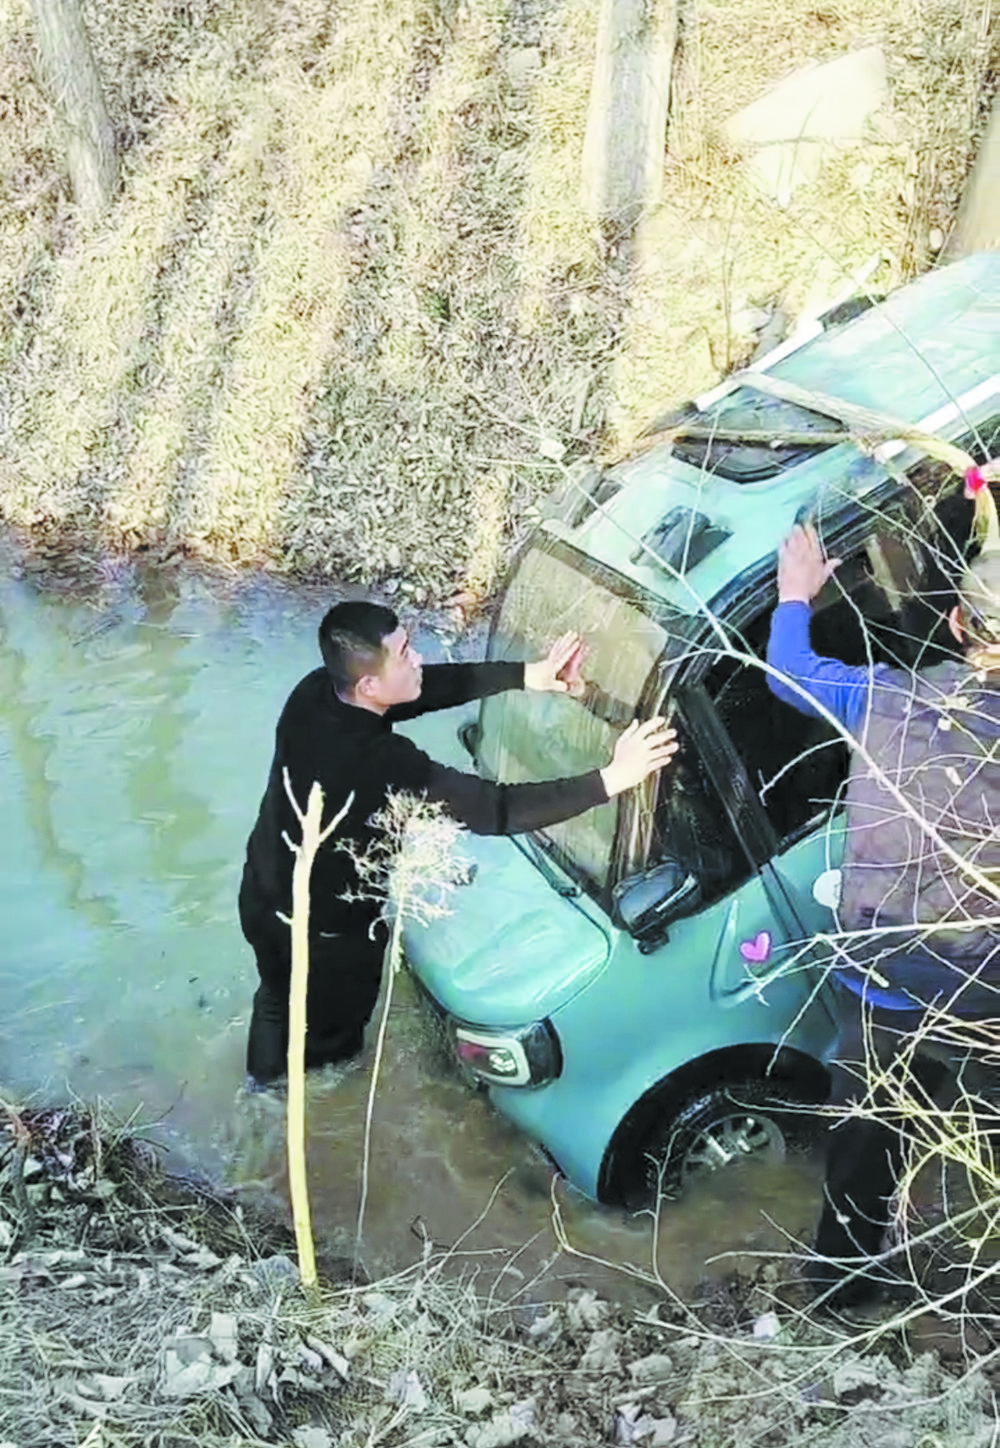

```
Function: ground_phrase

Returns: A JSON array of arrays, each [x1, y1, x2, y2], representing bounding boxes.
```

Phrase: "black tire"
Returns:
[[640, 1078, 819, 1202]]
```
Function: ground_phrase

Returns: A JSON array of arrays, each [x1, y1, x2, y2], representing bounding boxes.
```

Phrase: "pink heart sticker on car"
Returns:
[[739, 930, 772, 964]]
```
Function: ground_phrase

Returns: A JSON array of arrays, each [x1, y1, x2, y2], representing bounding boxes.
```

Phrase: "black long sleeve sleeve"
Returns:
[[386, 660, 524, 722], [423, 758, 608, 835]]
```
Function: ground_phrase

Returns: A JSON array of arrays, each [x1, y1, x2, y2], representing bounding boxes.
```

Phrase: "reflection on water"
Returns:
[[0, 536, 822, 1305]]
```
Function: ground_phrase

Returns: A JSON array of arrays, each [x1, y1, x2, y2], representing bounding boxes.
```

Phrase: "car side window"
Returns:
[[649, 743, 754, 908], [705, 634, 850, 850]]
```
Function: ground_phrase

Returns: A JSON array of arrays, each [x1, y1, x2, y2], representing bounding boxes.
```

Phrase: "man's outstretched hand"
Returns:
[[600, 718, 678, 797], [778, 523, 841, 605], [524, 632, 588, 694]]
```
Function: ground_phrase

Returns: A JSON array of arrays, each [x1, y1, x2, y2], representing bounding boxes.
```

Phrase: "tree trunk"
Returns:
[[30, 0, 118, 217], [581, 0, 678, 229]]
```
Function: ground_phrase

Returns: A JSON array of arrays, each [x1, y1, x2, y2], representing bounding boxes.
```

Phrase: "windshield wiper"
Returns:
[[514, 833, 581, 898]]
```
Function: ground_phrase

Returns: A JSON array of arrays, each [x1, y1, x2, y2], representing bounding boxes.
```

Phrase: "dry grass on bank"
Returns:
[[0, 0, 996, 594], [5, 1100, 1000, 1448], [613, 0, 997, 443]]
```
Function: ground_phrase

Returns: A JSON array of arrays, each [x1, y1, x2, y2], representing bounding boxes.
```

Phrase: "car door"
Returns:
[[657, 682, 832, 1010]]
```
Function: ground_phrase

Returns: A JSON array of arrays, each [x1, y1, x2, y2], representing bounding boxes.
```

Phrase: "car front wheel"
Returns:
[[640, 1078, 818, 1201]]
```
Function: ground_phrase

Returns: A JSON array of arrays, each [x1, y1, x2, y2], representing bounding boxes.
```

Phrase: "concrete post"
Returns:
[[945, 91, 1000, 258], [581, 0, 678, 228], [30, 0, 118, 217]]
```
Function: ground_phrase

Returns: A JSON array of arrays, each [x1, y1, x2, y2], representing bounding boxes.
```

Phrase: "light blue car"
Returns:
[[403, 253, 1000, 1205]]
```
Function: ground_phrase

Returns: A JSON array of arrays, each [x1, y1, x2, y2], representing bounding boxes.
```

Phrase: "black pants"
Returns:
[[815, 962, 998, 1287], [239, 865, 387, 1085]]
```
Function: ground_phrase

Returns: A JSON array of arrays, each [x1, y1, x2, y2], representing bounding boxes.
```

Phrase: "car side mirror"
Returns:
[[612, 862, 702, 951], [458, 720, 481, 762]]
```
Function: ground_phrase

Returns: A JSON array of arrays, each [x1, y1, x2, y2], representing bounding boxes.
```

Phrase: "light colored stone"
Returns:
[[344, 151, 373, 188], [162, 1352, 242, 1399], [456, 1385, 494, 1416], [580, 1328, 622, 1374], [509, 1398, 536, 1433], [732, 305, 771, 333], [628, 1352, 674, 1385], [566, 1289, 609, 1333], [91, 1374, 131, 1400], [724, 46, 888, 205], [466, 1411, 530, 1448], [506, 48, 541, 85], [362, 1291, 398, 1319], [649, 1418, 678, 1447], [832, 1354, 896, 1399], [387, 1368, 428, 1412], [292, 1428, 334, 1448], [526, 1308, 561, 1344], [209, 1311, 239, 1362]]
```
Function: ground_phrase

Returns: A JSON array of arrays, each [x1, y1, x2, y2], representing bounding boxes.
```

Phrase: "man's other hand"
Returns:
[[524, 632, 588, 694], [778, 523, 841, 605], [600, 718, 678, 797]]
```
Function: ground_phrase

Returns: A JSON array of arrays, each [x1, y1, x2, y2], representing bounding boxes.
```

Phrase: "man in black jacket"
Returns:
[[241, 600, 677, 1086]]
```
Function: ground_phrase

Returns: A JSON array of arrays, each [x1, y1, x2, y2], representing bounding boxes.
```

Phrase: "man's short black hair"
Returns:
[[318, 600, 399, 694]]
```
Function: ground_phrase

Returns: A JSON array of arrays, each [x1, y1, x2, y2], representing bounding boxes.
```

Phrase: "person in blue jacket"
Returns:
[[768, 507, 1000, 1309]]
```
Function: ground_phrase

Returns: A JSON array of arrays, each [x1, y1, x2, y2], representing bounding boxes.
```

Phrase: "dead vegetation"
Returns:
[[0, 0, 996, 597], [4, 1100, 1000, 1448]]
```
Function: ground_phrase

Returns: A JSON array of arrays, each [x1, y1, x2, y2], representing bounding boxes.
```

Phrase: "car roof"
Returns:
[[548, 253, 1000, 622]]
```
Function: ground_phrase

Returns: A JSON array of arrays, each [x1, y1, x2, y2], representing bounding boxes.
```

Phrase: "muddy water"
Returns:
[[0, 539, 823, 1305]]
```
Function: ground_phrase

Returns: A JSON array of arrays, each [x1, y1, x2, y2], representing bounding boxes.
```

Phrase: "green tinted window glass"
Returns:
[[479, 543, 669, 891]]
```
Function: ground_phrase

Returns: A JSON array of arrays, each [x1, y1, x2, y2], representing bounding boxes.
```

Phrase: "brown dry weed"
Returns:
[[0, 0, 995, 594]]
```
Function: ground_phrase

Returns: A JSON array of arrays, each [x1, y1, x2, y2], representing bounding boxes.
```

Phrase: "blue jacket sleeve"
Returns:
[[766, 602, 880, 736]]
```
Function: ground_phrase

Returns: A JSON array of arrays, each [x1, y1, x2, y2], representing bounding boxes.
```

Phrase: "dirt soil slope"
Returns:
[[0, 0, 996, 598]]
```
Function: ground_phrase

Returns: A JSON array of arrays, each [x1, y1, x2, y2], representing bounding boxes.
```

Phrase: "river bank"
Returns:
[[4, 1101, 999, 1448], [2, 0, 996, 598]]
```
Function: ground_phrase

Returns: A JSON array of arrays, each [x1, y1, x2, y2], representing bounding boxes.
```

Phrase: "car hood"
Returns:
[[403, 833, 610, 1026]]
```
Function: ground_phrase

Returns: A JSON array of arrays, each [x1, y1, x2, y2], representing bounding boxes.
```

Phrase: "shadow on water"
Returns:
[[0, 532, 824, 1308]]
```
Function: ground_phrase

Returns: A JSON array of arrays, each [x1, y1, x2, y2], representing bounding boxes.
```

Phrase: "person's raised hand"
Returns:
[[778, 523, 841, 605], [600, 718, 678, 797], [524, 632, 587, 694]]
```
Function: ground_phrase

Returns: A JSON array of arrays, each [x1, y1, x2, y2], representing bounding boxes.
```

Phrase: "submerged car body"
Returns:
[[402, 253, 1000, 1204]]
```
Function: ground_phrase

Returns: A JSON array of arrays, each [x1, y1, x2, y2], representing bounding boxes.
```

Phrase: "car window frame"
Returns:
[[620, 479, 958, 907]]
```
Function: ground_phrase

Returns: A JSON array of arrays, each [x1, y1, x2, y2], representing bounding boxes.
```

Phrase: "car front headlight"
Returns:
[[452, 1019, 562, 1088]]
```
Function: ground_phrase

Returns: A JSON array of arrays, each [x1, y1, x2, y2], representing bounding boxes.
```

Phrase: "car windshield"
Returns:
[[671, 386, 840, 482], [479, 537, 680, 893]]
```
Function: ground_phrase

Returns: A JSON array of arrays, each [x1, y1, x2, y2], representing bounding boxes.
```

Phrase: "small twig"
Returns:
[[281, 769, 354, 1290], [9, 1137, 36, 1247], [1, 1098, 37, 1248]]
